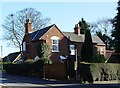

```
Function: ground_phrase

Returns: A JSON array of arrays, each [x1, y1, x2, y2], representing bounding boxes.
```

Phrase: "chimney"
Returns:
[[74, 23, 81, 35], [25, 18, 32, 34]]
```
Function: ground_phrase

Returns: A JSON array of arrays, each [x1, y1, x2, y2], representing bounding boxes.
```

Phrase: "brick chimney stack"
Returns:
[[25, 18, 32, 34], [74, 23, 81, 35]]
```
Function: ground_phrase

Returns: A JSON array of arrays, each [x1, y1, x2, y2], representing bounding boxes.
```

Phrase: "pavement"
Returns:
[[94, 80, 120, 84]]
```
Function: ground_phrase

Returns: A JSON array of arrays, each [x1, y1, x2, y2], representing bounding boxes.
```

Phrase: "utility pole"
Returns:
[[0, 46, 3, 61]]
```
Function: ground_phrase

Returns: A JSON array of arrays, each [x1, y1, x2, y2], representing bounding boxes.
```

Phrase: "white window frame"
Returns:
[[100, 47, 104, 55], [69, 45, 75, 55], [51, 36, 59, 52], [23, 42, 26, 51]]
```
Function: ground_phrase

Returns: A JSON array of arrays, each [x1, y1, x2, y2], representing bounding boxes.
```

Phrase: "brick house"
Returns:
[[22, 19, 106, 62]]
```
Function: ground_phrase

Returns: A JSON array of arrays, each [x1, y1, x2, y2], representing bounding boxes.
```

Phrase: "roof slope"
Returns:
[[107, 53, 120, 63], [30, 24, 54, 41], [63, 32, 105, 45], [3, 52, 20, 62], [28, 24, 104, 45]]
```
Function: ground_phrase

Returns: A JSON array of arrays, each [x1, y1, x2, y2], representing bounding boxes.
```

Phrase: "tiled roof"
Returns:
[[29, 24, 54, 41], [63, 32, 105, 45], [3, 52, 20, 62], [28, 24, 105, 45]]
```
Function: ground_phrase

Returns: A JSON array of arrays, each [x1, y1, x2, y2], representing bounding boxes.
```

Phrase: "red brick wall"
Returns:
[[71, 42, 105, 57], [23, 25, 69, 62], [41, 26, 69, 62], [22, 24, 106, 62], [22, 34, 36, 60]]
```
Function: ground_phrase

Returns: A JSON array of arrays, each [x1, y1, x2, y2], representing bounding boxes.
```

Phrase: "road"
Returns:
[[0, 71, 120, 88]]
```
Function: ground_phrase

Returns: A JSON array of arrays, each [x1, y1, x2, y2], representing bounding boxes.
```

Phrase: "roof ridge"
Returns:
[[30, 24, 55, 33], [40, 24, 55, 30]]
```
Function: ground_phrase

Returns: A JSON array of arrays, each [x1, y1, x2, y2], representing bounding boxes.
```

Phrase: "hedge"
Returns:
[[3, 60, 44, 78], [78, 63, 120, 83]]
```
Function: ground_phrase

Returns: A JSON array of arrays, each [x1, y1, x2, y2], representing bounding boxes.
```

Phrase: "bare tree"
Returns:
[[90, 18, 113, 49], [2, 8, 50, 52], [90, 18, 113, 35]]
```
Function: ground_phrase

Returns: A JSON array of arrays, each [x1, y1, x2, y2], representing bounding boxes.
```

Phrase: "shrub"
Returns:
[[78, 63, 120, 83], [90, 63, 120, 81], [36, 42, 51, 63], [25, 59, 34, 64], [92, 54, 106, 63], [3, 60, 44, 78]]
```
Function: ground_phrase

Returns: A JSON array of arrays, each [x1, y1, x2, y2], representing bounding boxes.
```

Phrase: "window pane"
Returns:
[[69, 45, 75, 50], [52, 45, 58, 51], [100, 48, 104, 54], [69, 45, 75, 55], [23, 42, 26, 51], [51, 38, 59, 52], [53, 40, 58, 44]]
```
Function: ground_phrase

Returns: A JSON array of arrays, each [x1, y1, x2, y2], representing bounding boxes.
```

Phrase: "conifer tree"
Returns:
[[112, 1, 120, 53], [78, 18, 90, 34], [81, 29, 93, 62]]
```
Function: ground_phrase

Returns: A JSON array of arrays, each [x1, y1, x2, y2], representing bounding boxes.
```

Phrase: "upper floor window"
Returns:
[[69, 45, 75, 55], [51, 36, 59, 52], [100, 47, 104, 55], [23, 42, 26, 51]]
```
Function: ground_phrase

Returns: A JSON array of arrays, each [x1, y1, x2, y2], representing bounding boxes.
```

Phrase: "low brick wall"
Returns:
[[45, 63, 67, 80]]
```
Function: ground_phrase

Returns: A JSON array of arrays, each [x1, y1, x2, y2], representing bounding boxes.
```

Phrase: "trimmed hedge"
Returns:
[[0, 63, 2, 70], [78, 63, 120, 83], [0, 62, 12, 71], [90, 63, 120, 81], [3, 60, 44, 78]]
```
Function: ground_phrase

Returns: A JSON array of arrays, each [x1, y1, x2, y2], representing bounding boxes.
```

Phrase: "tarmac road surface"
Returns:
[[0, 71, 120, 88]]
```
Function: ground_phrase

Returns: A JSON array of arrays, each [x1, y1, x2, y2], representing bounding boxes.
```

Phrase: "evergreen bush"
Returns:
[[36, 42, 51, 63], [3, 60, 44, 78], [78, 63, 120, 83], [92, 54, 106, 63]]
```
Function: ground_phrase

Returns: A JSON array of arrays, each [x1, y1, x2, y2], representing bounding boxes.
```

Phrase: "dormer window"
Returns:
[[51, 36, 59, 52]]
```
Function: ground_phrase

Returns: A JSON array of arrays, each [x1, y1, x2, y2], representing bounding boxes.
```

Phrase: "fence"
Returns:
[[45, 62, 67, 80]]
